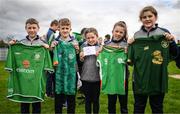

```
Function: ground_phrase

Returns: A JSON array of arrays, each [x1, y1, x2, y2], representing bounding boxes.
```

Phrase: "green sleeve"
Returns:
[[127, 45, 134, 65], [44, 48, 54, 72], [5, 46, 13, 71], [53, 45, 58, 66]]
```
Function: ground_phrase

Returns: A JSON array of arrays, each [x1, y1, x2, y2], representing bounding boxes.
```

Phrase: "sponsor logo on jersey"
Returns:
[[16, 68, 35, 73], [152, 50, 163, 64], [34, 53, 41, 60], [161, 40, 169, 48], [22, 60, 30, 68]]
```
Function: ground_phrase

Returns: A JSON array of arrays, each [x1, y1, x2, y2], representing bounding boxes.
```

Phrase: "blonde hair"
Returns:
[[139, 6, 158, 20]]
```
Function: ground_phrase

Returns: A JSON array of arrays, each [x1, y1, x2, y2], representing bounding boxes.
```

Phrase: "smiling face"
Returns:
[[140, 11, 157, 30], [85, 32, 98, 46], [59, 25, 71, 38], [25, 23, 39, 38], [112, 25, 125, 41]]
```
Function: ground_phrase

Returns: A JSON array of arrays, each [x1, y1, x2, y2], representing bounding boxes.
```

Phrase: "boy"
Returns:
[[52, 18, 79, 114], [45, 19, 59, 97], [6, 18, 53, 113]]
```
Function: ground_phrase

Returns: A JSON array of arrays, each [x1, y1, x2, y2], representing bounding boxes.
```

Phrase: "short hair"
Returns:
[[50, 19, 59, 26], [84, 27, 98, 38], [139, 6, 158, 20], [105, 34, 111, 39], [25, 18, 39, 28], [59, 18, 71, 27], [80, 28, 87, 35]]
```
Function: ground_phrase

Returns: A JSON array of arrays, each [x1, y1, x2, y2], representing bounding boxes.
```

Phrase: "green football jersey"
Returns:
[[97, 46, 127, 95], [5, 43, 54, 103], [128, 35, 169, 94], [53, 41, 77, 95]]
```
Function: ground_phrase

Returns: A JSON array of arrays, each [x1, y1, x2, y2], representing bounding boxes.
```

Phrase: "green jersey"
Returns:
[[97, 46, 127, 95], [5, 43, 54, 103], [53, 41, 77, 95], [128, 36, 169, 94]]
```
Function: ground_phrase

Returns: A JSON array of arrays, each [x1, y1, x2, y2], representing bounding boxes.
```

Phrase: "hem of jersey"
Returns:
[[4, 67, 13, 72], [45, 68, 54, 73], [7, 94, 44, 103]]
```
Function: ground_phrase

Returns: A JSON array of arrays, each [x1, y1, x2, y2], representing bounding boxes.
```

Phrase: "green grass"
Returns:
[[0, 61, 180, 113]]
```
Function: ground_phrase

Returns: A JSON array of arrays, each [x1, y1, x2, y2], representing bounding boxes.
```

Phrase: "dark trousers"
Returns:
[[108, 78, 128, 114], [21, 102, 41, 114], [82, 81, 100, 114], [46, 72, 55, 97], [134, 94, 165, 114], [55, 93, 76, 114]]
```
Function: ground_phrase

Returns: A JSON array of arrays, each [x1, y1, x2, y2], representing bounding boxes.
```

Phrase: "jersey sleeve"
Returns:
[[44, 49, 54, 72], [53, 45, 59, 66], [5, 46, 13, 72], [127, 44, 134, 65]]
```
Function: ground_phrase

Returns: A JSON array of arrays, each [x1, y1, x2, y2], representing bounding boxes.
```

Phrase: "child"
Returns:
[[52, 18, 79, 114], [45, 19, 59, 97], [79, 27, 101, 114], [5, 18, 53, 113], [102, 21, 129, 113], [127, 6, 179, 113]]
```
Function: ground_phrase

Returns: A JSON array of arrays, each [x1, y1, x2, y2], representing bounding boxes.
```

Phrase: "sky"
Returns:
[[0, 0, 180, 40]]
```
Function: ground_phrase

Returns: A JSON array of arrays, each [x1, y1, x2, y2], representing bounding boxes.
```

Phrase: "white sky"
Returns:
[[0, 0, 180, 40]]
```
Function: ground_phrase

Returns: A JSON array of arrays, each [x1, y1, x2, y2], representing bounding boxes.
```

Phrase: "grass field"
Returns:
[[0, 61, 180, 113]]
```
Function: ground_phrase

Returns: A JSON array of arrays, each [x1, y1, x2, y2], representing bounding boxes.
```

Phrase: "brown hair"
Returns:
[[25, 18, 39, 28], [50, 19, 59, 26], [59, 18, 71, 27], [113, 21, 128, 40], [84, 27, 98, 38], [139, 6, 158, 20]]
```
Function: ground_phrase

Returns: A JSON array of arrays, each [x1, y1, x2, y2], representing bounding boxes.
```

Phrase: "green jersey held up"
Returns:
[[53, 41, 77, 95], [97, 46, 127, 95], [5, 43, 54, 103], [128, 35, 169, 95]]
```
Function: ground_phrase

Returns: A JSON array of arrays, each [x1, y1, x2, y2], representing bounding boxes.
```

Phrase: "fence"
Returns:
[[0, 48, 8, 61]]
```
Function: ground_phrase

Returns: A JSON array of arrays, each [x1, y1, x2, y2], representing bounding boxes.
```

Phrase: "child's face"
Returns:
[[86, 32, 98, 46], [59, 25, 71, 38], [25, 23, 39, 38], [52, 25, 59, 31], [112, 26, 125, 40], [141, 11, 157, 30]]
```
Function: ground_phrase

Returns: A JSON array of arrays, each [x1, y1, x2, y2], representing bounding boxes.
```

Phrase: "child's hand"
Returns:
[[124, 47, 128, 53], [164, 33, 175, 41], [42, 44, 49, 49], [127, 37, 135, 44], [9, 39, 17, 45], [51, 41, 58, 48], [80, 52, 84, 61]]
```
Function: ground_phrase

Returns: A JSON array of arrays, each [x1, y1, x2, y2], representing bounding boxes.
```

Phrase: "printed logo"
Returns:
[[22, 60, 30, 68], [14, 52, 21, 55], [117, 58, 124, 64], [34, 53, 40, 60], [161, 40, 169, 48], [104, 58, 108, 65], [144, 46, 149, 50], [152, 50, 163, 64], [69, 54, 75, 59]]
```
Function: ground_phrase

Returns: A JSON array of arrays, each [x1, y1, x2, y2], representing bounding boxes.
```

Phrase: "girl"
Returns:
[[80, 27, 101, 114], [104, 21, 129, 114], [128, 6, 179, 113]]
